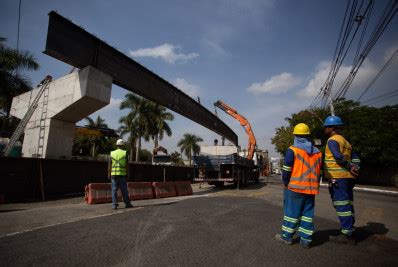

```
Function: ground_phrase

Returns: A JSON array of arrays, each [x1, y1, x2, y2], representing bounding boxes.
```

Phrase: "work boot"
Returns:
[[329, 234, 356, 245], [125, 203, 133, 209], [112, 206, 118, 210], [275, 234, 293, 245], [300, 242, 311, 249]]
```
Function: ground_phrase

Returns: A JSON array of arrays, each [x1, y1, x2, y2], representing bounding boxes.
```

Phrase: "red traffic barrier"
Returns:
[[84, 183, 121, 204], [152, 182, 177, 198], [175, 181, 193, 196], [127, 182, 154, 200]]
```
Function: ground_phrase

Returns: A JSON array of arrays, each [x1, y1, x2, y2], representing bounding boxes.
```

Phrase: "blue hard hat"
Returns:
[[324, 116, 343, 127]]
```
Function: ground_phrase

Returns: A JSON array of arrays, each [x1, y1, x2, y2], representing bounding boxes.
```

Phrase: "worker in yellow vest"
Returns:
[[108, 139, 133, 210], [275, 123, 322, 249], [324, 116, 360, 244]]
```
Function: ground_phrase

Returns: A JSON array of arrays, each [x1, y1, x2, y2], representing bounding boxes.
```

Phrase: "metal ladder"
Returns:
[[2, 76, 52, 157], [37, 81, 50, 157]]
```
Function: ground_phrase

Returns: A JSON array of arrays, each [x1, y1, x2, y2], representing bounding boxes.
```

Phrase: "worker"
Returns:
[[108, 139, 133, 210], [275, 123, 322, 249], [324, 116, 360, 244]]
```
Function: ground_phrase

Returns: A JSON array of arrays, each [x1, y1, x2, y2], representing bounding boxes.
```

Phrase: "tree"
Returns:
[[0, 37, 39, 116], [177, 133, 203, 166], [84, 116, 108, 158], [171, 151, 185, 166], [118, 113, 140, 161], [271, 99, 398, 168], [148, 103, 174, 149], [119, 93, 154, 162]]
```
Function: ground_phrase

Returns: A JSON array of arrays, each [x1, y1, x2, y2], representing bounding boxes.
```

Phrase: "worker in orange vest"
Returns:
[[275, 123, 322, 249]]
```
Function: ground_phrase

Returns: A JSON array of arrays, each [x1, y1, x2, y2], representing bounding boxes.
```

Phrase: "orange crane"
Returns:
[[214, 100, 257, 160]]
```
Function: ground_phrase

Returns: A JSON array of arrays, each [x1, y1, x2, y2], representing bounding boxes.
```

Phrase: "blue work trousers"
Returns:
[[328, 178, 355, 236], [111, 176, 131, 208], [281, 188, 315, 245]]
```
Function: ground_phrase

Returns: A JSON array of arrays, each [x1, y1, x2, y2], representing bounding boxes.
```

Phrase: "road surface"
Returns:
[[1, 176, 397, 266]]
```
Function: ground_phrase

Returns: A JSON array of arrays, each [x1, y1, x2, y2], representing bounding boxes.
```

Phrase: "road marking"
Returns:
[[0, 207, 144, 239]]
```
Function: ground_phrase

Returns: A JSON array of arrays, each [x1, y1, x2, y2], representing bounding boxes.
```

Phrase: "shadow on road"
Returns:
[[0, 209, 27, 213], [311, 222, 390, 247], [193, 179, 269, 195]]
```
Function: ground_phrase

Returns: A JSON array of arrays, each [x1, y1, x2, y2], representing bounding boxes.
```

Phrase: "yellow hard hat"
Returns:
[[293, 123, 310, 135]]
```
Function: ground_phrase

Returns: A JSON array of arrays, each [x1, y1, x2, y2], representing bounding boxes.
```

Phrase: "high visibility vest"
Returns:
[[288, 146, 322, 195], [110, 149, 127, 176], [324, 134, 354, 179]]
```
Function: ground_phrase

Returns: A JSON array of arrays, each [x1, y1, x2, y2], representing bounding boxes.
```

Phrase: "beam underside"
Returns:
[[44, 12, 238, 145]]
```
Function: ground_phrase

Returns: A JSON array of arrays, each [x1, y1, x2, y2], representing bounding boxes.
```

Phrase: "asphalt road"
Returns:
[[1, 178, 398, 266]]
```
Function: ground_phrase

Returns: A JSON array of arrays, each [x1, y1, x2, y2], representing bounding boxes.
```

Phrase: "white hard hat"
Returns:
[[116, 139, 125, 146]]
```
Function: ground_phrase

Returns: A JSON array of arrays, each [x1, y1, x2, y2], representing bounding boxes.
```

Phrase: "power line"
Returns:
[[333, 0, 397, 101], [356, 48, 398, 101]]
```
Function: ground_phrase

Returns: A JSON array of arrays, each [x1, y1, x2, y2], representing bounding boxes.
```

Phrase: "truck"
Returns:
[[193, 144, 261, 187], [193, 100, 268, 188]]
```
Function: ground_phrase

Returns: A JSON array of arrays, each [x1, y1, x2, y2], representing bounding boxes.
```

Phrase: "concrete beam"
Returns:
[[11, 66, 112, 158], [43, 11, 238, 145]]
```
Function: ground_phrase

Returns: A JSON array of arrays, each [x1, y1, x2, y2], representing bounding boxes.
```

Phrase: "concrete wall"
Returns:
[[10, 66, 112, 159]]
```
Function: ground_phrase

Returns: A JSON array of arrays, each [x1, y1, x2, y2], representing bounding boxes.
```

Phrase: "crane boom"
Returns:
[[214, 100, 257, 160]]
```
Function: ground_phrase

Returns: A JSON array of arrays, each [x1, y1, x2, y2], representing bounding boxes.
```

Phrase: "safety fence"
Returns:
[[85, 181, 193, 204], [0, 157, 195, 203]]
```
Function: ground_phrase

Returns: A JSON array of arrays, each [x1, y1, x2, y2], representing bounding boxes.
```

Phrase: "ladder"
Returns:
[[2, 76, 52, 157], [37, 81, 50, 157]]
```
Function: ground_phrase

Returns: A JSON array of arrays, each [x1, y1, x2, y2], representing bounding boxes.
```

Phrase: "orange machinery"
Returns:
[[214, 100, 257, 160]]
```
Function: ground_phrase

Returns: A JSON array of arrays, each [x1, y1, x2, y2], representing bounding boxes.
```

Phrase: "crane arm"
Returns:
[[214, 100, 257, 160]]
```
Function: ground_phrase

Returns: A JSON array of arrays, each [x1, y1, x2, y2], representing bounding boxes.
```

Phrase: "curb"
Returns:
[[320, 183, 398, 195]]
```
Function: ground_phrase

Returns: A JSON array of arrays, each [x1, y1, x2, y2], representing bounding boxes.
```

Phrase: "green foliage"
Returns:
[[177, 133, 203, 166], [0, 38, 39, 116], [271, 99, 398, 167], [271, 126, 294, 155], [72, 116, 116, 158], [171, 151, 185, 166], [139, 149, 152, 162], [119, 93, 174, 162]]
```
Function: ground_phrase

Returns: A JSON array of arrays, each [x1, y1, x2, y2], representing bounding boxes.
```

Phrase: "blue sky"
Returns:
[[1, 0, 397, 157]]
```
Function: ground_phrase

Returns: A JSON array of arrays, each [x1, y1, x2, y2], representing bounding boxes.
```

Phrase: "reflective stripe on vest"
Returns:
[[288, 146, 321, 195], [111, 149, 127, 176], [324, 135, 354, 179]]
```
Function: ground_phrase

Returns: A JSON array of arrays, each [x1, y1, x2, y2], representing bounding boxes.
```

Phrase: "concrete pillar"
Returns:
[[10, 66, 112, 159]]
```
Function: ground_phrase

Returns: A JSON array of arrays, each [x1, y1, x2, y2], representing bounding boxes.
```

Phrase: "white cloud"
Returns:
[[298, 60, 377, 99], [173, 78, 201, 98], [128, 43, 199, 64], [246, 72, 301, 95]]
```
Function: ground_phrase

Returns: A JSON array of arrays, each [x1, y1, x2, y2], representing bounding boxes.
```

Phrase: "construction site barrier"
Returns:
[[152, 182, 177, 198], [127, 182, 154, 200], [174, 181, 193, 196], [84, 183, 121, 204]]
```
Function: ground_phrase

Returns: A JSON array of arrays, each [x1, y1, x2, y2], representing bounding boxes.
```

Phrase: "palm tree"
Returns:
[[119, 93, 152, 162], [0, 37, 39, 116], [84, 115, 108, 158], [177, 133, 203, 166], [118, 113, 139, 161], [150, 103, 174, 149]]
